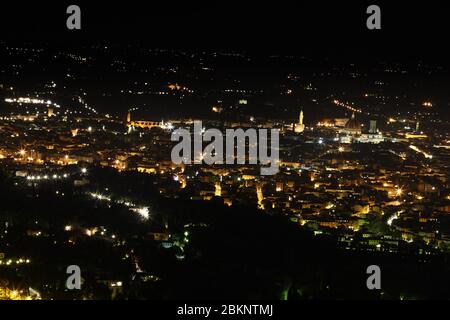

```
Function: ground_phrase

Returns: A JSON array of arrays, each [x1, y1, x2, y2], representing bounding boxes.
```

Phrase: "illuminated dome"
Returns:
[[345, 113, 361, 131]]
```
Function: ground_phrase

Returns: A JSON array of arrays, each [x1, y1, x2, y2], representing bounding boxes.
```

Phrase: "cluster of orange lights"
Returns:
[[333, 99, 362, 114], [317, 122, 334, 128], [211, 106, 222, 113], [0, 287, 35, 300]]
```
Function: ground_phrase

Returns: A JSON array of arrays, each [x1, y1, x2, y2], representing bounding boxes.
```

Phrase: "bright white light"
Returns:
[[132, 207, 150, 220], [81, 168, 87, 174], [387, 214, 399, 226], [409, 145, 433, 159], [90, 193, 111, 201]]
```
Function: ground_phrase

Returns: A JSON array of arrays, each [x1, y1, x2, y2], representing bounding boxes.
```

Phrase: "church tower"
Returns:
[[294, 109, 305, 133]]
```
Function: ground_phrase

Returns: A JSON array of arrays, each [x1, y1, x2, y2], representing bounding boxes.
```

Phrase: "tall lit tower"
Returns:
[[256, 184, 264, 210], [369, 120, 377, 133], [127, 111, 131, 123], [294, 109, 305, 133]]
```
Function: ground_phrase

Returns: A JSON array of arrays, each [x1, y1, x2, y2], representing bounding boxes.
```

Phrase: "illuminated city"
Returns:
[[1, 2, 450, 302]]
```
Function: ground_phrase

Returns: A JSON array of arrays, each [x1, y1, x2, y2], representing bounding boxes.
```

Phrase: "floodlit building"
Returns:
[[357, 120, 384, 144], [126, 111, 161, 129]]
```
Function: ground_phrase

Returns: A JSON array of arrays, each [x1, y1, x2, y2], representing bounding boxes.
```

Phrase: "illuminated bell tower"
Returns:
[[294, 110, 305, 133], [126, 111, 134, 133], [369, 120, 377, 134], [256, 184, 264, 210]]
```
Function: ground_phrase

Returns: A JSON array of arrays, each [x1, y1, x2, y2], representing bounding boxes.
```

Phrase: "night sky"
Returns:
[[1, 1, 449, 60]]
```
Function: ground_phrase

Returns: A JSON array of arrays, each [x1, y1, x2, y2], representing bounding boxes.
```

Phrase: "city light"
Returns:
[[409, 145, 433, 159], [3, 33, 450, 301], [0, 287, 37, 300], [90, 193, 111, 201], [387, 213, 399, 226], [131, 207, 150, 220]]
